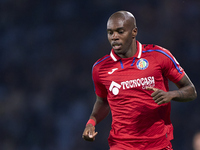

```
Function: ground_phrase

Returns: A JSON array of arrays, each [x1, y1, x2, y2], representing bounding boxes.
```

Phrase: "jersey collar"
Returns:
[[110, 41, 142, 62]]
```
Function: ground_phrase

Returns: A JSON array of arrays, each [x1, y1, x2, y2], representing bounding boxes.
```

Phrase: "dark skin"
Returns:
[[146, 73, 197, 105], [82, 11, 197, 141], [107, 11, 137, 58], [82, 96, 110, 141]]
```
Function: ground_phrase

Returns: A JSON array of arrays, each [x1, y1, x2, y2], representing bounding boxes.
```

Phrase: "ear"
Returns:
[[132, 27, 138, 38]]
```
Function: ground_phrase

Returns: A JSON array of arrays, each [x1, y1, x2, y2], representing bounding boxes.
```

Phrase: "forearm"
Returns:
[[90, 96, 110, 125], [172, 84, 197, 102]]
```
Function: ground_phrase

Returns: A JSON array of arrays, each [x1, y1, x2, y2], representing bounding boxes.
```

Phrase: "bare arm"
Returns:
[[82, 95, 110, 141], [146, 74, 197, 105], [89, 95, 110, 124], [172, 73, 197, 102]]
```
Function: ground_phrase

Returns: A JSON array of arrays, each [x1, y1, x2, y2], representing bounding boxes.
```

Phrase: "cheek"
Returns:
[[107, 35, 112, 43], [124, 35, 132, 45]]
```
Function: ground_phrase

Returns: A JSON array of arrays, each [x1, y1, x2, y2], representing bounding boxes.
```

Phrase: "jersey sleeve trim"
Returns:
[[143, 49, 182, 74], [92, 56, 110, 98], [93, 56, 110, 68]]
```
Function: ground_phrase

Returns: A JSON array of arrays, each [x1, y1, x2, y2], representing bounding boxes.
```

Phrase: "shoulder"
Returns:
[[143, 44, 170, 53], [93, 54, 111, 69], [142, 44, 174, 59], [92, 54, 111, 81], [142, 44, 181, 70]]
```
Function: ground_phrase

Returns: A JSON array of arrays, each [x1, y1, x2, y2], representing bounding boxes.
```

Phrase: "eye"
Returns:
[[118, 30, 124, 34], [107, 30, 113, 35]]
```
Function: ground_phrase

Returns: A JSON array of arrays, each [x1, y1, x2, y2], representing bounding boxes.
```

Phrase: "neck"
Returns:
[[119, 40, 137, 58]]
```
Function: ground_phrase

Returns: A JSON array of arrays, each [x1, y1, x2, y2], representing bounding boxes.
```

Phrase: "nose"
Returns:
[[112, 32, 119, 40]]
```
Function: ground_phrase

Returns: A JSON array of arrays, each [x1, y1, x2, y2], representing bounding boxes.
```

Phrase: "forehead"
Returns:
[[107, 17, 127, 30]]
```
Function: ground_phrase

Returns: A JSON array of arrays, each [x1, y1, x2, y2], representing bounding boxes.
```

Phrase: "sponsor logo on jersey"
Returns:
[[136, 58, 149, 70], [108, 68, 118, 74], [109, 81, 121, 95], [109, 76, 155, 95]]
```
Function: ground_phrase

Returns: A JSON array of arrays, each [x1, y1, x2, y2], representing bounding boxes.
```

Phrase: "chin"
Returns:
[[114, 48, 122, 53]]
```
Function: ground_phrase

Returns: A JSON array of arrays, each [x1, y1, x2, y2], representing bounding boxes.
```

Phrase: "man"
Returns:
[[82, 11, 197, 150]]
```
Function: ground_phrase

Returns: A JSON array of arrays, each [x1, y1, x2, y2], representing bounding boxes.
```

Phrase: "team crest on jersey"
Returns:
[[136, 58, 149, 70]]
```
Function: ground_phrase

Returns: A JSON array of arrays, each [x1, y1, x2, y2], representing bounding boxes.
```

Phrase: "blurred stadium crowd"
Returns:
[[0, 0, 199, 150]]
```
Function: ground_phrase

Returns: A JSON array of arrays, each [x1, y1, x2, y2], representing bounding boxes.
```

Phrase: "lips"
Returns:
[[112, 42, 122, 50], [113, 45, 122, 50]]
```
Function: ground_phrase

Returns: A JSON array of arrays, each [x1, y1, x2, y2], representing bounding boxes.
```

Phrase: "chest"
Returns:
[[99, 57, 164, 96]]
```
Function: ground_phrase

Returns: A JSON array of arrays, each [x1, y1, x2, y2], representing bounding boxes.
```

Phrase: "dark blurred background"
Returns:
[[0, 0, 199, 150]]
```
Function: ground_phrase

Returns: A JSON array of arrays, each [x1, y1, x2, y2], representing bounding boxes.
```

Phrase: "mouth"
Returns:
[[112, 42, 122, 50]]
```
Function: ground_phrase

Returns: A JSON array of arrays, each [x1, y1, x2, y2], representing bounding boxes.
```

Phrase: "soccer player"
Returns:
[[82, 11, 197, 150]]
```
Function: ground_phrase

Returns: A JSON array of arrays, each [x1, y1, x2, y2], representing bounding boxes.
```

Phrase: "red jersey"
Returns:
[[92, 41, 185, 150]]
